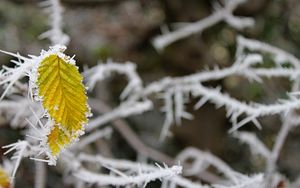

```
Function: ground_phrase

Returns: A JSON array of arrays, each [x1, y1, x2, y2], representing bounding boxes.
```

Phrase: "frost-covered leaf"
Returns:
[[0, 166, 10, 188], [37, 54, 89, 156], [47, 126, 72, 156]]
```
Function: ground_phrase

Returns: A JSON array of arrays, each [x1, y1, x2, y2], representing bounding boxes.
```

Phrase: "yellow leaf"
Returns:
[[37, 54, 89, 156], [47, 126, 72, 156], [0, 167, 10, 188]]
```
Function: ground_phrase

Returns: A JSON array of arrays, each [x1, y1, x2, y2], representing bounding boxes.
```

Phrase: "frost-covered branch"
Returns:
[[2, 106, 61, 167], [2, 141, 28, 183], [86, 36, 300, 136], [76, 153, 211, 188], [39, 0, 69, 45], [160, 89, 176, 139], [176, 147, 244, 184], [72, 127, 113, 150], [229, 80, 300, 187], [233, 131, 271, 159], [237, 36, 300, 68], [85, 60, 143, 99], [34, 162, 46, 188], [75, 165, 182, 187], [190, 83, 300, 132], [174, 148, 264, 188], [86, 99, 153, 132], [61, 153, 182, 187], [214, 174, 264, 188], [1, 0, 300, 185], [126, 53, 298, 102], [0, 50, 34, 101], [264, 108, 299, 186], [152, 0, 254, 50], [0, 97, 40, 128], [263, 77, 300, 187]]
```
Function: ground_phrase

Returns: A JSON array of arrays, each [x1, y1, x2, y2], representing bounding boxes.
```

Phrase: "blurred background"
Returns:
[[0, 0, 300, 187]]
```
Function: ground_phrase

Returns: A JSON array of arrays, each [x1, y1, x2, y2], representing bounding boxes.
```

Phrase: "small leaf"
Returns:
[[47, 126, 72, 156], [0, 167, 10, 188], [37, 54, 89, 156]]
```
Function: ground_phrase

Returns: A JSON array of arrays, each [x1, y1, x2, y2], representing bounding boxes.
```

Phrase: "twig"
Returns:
[[34, 162, 46, 188], [88, 98, 225, 184], [39, 0, 69, 45], [152, 0, 254, 51], [88, 98, 173, 165]]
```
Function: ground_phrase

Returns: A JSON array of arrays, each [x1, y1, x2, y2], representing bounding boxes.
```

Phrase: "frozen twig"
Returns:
[[76, 153, 210, 188], [176, 148, 264, 188], [233, 131, 271, 159], [160, 89, 175, 140], [237, 36, 300, 68], [2, 141, 28, 185], [86, 99, 153, 132], [86, 38, 300, 135], [0, 97, 40, 128], [88, 99, 224, 184], [233, 37, 300, 187], [72, 127, 113, 150], [152, 0, 254, 50], [126, 53, 297, 101], [1, 0, 300, 185], [264, 78, 300, 187], [264, 112, 297, 187], [34, 162, 46, 188], [214, 174, 264, 188], [75, 165, 182, 187], [189, 83, 300, 132], [73, 153, 182, 187], [39, 0, 69, 45], [88, 98, 174, 165], [176, 147, 243, 184], [85, 60, 143, 99], [0, 50, 33, 101]]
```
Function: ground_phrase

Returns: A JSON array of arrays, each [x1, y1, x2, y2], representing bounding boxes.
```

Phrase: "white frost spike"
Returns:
[[2, 141, 28, 180]]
